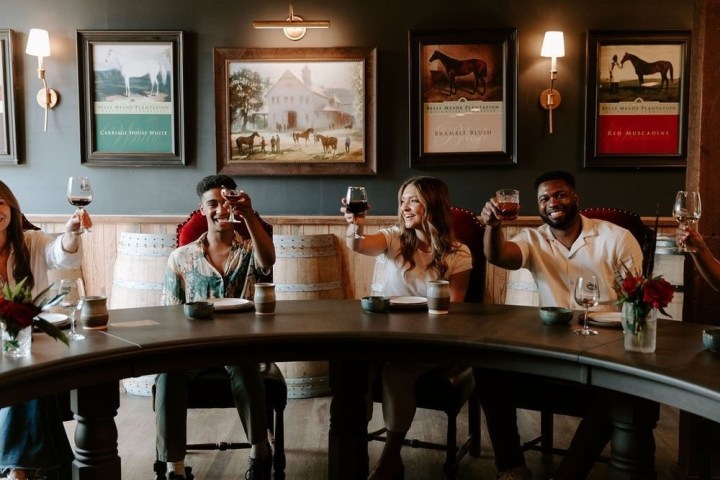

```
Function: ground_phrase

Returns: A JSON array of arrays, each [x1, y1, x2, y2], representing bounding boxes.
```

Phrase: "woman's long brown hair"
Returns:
[[0, 181, 34, 289], [395, 176, 455, 279]]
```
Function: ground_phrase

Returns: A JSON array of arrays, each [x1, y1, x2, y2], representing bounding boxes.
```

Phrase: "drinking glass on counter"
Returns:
[[496, 189, 520, 221], [59, 278, 85, 341], [673, 190, 701, 253]]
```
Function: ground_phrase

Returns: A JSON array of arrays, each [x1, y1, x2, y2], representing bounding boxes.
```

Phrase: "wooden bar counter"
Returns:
[[2, 300, 719, 479]]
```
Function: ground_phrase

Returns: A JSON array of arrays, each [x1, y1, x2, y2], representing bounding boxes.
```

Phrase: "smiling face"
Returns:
[[536, 179, 579, 230], [0, 196, 11, 234], [200, 188, 233, 233], [399, 183, 426, 231]]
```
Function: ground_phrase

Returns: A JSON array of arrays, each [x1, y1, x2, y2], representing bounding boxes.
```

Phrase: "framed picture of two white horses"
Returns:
[[584, 30, 691, 168], [77, 30, 184, 166], [409, 29, 517, 168]]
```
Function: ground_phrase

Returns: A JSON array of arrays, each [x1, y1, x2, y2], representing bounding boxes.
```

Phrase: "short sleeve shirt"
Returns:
[[378, 226, 472, 297], [510, 215, 643, 309], [162, 232, 262, 305]]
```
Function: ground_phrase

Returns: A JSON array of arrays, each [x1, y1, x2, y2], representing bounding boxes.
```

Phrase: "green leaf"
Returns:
[[33, 319, 70, 347]]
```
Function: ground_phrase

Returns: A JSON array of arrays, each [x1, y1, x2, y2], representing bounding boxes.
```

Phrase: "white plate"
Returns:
[[586, 311, 623, 329], [207, 298, 254, 312], [37, 313, 69, 325], [389, 296, 427, 309]]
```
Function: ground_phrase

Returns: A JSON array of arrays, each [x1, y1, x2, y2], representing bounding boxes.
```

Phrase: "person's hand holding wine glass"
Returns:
[[220, 186, 254, 223], [67, 176, 93, 233], [673, 190, 701, 253], [343, 186, 368, 239]]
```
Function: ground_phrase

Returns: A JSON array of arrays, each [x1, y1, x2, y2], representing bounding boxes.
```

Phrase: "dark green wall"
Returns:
[[0, 0, 690, 216]]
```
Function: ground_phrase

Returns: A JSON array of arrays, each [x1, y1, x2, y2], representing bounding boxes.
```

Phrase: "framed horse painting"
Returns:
[[214, 47, 377, 176], [584, 30, 691, 168], [77, 30, 184, 167], [409, 29, 517, 168], [0, 30, 18, 165]]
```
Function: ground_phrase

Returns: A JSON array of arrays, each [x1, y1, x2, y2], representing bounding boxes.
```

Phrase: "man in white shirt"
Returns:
[[479, 170, 644, 480]]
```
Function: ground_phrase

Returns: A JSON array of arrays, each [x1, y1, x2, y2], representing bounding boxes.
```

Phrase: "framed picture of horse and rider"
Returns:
[[409, 28, 518, 168], [584, 30, 691, 168], [77, 30, 184, 167], [214, 47, 377, 176]]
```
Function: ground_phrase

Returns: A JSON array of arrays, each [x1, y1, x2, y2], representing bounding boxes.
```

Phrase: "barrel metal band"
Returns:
[[112, 278, 165, 290], [275, 281, 343, 292], [507, 282, 538, 291], [117, 246, 174, 257], [275, 248, 336, 258]]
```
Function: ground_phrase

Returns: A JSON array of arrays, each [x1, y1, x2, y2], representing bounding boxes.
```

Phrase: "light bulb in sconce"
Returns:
[[539, 31, 565, 134], [25, 28, 58, 132], [253, 3, 330, 41]]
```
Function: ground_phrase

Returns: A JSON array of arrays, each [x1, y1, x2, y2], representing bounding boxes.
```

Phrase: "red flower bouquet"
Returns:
[[614, 264, 674, 335], [0, 277, 69, 350]]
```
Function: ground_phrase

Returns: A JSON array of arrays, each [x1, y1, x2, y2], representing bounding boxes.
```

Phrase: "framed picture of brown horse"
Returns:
[[584, 30, 691, 168], [214, 47, 377, 176], [409, 29, 517, 168]]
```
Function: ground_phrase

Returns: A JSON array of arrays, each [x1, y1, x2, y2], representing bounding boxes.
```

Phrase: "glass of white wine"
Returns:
[[673, 190, 701, 253], [59, 278, 85, 341], [574, 275, 599, 336]]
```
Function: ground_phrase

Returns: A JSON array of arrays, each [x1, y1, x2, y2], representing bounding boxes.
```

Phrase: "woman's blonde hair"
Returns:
[[395, 176, 455, 279], [0, 181, 34, 289]]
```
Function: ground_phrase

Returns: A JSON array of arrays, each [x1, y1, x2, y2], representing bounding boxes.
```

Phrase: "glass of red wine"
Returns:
[[345, 186, 368, 239], [221, 186, 243, 223], [67, 177, 93, 233]]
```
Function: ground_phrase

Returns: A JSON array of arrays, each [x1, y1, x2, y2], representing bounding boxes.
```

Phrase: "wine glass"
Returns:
[[67, 177, 93, 233], [673, 191, 702, 253], [59, 279, 85, 341], [220, 186, 243, 223], [574, 275, 599, 336], [345, 186, 368, 239]]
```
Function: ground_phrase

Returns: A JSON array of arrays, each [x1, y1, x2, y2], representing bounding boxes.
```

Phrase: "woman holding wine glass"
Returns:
[[0, 180, 85, 480], [341, 176, 472, 479], [676, 217, 720, 292]]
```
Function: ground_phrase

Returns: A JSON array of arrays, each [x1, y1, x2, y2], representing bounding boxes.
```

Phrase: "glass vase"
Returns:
[[1, 324, 32, 358], [622, 302, 657, 353]]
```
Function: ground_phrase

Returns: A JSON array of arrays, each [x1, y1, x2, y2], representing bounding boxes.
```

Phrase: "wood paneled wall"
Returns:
[[27, 214, 677, 308]]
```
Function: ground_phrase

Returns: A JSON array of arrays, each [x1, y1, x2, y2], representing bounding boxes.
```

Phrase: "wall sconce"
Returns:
[[25, 28, 58, 132], [253, 3, 330, 41], [539, 31, 565, 134]]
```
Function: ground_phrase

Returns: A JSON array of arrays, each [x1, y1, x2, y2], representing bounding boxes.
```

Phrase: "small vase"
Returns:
[[622, 302, 657, 353], [1, 324, 32, 358]]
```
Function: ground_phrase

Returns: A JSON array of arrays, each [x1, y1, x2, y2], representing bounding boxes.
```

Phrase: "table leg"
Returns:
[[328, 361, 369, 480], [71, 381, 121, 480], [609, 393, 660, 480]]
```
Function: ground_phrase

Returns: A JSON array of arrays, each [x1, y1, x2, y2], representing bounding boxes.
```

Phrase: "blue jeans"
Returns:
[[155, 364, 267, 462], [0, 396, 73, 479]]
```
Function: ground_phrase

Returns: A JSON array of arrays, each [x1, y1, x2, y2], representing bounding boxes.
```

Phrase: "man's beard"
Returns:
[[540, 202, 579, 230]]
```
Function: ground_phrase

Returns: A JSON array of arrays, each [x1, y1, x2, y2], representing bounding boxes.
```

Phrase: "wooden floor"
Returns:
[[64, 391, 682, 479]]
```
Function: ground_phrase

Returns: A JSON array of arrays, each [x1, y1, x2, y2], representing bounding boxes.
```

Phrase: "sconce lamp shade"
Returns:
[[26, 28, 51, 58], [540, 31, 565, 58]]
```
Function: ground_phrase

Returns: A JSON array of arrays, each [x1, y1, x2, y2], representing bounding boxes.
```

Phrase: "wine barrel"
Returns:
[[110, 232, 176, 309], [504, 268, 540, 307], [111, 232, 176, 397], [272, 234, 344, 300], [273, 234, 344, 398]]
